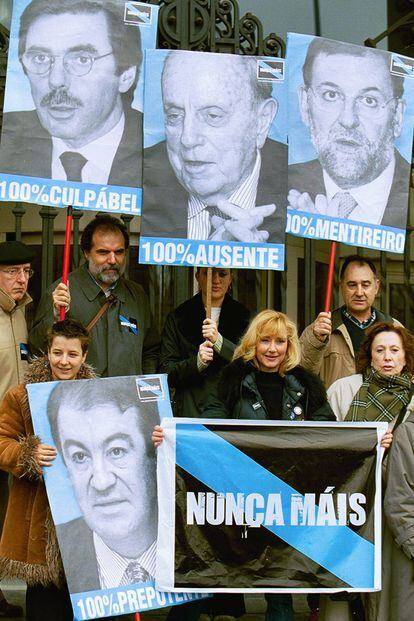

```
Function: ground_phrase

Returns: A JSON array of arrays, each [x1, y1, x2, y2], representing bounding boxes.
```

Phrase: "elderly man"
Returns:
[[29, 215, 159, 376], [0, 0, 142, 187], [0, 241, 35, 399], [0, 240, 36, 618], [288, 38, 408, 227], [300, 255, 400, 388], [47, 377, 158, 592], [141, 50, 287, 243]]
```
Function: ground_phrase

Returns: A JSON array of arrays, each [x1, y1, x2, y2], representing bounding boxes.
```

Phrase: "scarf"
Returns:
[[346, 367, 413, 422]]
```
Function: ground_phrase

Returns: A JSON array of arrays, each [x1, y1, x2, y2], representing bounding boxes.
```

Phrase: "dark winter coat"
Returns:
[[159, 292, 250, 417], [203, 358, 335, 422]]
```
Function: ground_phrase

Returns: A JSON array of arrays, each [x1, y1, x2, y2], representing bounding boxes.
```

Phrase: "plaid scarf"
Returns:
[[346, 367, 413, 422]]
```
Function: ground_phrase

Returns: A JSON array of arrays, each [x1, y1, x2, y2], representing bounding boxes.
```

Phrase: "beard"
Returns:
[[88, 259, 125, 285], [309, 119, 396, 188]]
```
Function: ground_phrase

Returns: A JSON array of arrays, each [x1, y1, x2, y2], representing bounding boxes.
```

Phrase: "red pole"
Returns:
[[323, 242, 337, 313], [134, 614, 141, 620], [59, 206, 73, 321]]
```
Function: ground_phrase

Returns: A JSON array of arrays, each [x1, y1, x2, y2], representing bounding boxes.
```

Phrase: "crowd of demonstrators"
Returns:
[[0, 319, 95, 621], [300, 255, 399, 388], [1, 237, 414, 621], [160, 266, 249, 621], [29, 215, 159, 377]]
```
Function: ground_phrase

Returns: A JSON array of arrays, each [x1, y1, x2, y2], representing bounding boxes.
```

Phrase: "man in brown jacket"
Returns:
[[300, 255, 399, 389]]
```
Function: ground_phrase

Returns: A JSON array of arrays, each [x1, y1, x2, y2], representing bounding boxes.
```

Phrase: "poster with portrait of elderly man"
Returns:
[[139, 49, 287, 271], [27, 375, 205, 620], [287, 33, 414, 254], [0, 0, 159, 214]]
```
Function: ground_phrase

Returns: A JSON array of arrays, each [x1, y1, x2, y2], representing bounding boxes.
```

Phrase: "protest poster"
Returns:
[[0, 0, 159, 214], [156, 419, 386, 593], [139, 49, 287, 271], [27, 375, 205, 620], [287, 33, 414, 253]]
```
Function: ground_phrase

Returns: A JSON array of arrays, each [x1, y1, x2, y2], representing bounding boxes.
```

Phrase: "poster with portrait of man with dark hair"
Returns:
[[0, 0, 159, 214], [139, 49, 287, 272], [287, 32, 414, 254], [27, 375, 206, 619]]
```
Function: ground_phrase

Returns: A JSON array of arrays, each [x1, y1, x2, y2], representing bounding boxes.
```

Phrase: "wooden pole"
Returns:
[[205, 267, 212, 319], [323, 242, 337, 313], [59, 206, 73, 320]]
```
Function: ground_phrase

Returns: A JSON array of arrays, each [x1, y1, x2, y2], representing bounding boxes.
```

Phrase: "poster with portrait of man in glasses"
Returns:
[[286, 33, 414, 254], [0, 0, 159, 214]]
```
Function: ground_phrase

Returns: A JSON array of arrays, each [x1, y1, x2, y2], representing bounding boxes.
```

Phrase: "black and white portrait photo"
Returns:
[[288, 34, 414, 230], [140, 49, 287, 245], [0, 0, 158, 190], [48, 377, 159, 592]]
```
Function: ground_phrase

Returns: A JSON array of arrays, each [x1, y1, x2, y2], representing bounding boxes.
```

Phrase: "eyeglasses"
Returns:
[[21, 50, 114, 77], [0, 267, 34, 279], [307, 86, 399, 119]]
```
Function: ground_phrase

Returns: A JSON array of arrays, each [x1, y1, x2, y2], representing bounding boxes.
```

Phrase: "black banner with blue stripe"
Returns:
[[156, 419, 385, 593]]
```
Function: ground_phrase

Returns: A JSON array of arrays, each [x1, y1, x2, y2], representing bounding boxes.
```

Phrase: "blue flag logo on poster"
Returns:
[[257, 59, 285, 82], [124, 2, 153, 26], [391, 54, 414, 78]]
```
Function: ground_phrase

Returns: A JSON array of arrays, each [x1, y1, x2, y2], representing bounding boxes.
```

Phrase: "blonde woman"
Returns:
[[154, 310, 334, 621]]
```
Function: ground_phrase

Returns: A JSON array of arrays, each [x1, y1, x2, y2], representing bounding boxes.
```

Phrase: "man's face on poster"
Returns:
[[162, 53, 277, 205], [299, 52, 405, 188], [21, 10, 136, 148], [57, 403, 156, 551]]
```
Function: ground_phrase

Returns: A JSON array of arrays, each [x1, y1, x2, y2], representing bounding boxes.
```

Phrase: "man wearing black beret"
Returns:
[[0, 240, 36, 400], [0, 240, 35, 618]]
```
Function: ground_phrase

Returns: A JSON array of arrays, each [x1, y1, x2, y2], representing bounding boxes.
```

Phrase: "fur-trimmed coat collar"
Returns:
[[24, 356, 96, 385]]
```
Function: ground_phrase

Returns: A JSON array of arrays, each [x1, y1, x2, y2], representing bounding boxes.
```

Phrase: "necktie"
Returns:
[[122, 561, 151, 585], [60, 151, 87, 182], [335, 191, 358, 219], [206, 205, 231, 239]]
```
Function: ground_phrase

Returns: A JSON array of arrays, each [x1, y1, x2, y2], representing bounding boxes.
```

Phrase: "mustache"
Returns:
[[328, 128, 369, 146], [40, 88, 82, 108]]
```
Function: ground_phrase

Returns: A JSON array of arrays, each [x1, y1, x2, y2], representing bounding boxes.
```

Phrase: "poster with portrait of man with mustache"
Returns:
[[286, 33, 414, 254], [0, 0, 158, 214]]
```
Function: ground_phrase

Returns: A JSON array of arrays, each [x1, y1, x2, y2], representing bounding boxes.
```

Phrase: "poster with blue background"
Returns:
[[287, 33, 414, 253], [27, 375, 205, 620], [0, 0, 159, 214], [139, 49, 287, 271]]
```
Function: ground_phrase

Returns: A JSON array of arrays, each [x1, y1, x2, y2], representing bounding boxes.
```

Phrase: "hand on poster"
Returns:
[[34, 443, 57, 468], [288, 189, 343, 216], [381, 430, 393, 449], [202, 318, 219, 344], [312, 311, 332, 342], [152, 424, 165, 448], [52, 282, 70, 313], [198, 340, 214, 365], [210, 200, 276, 243]]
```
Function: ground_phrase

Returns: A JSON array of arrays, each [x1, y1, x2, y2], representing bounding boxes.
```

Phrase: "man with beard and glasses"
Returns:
[[288, 38, 408, 227], [29, 216, 159, 377], [0, 0, 142, 188]]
